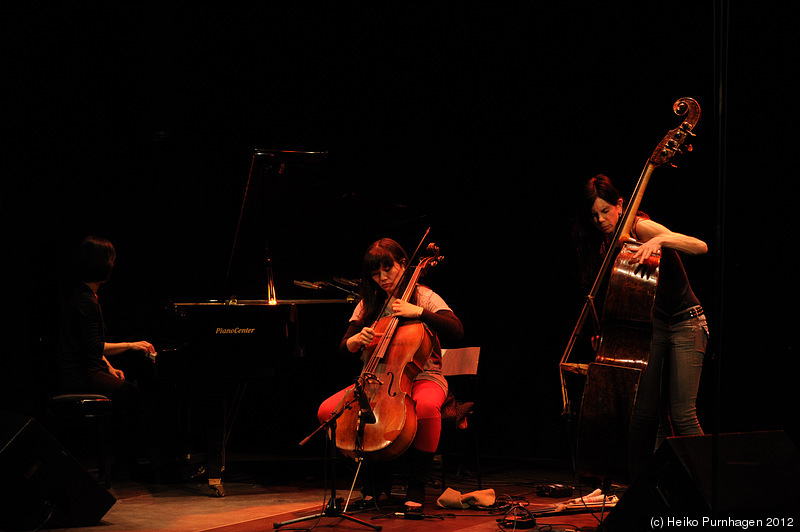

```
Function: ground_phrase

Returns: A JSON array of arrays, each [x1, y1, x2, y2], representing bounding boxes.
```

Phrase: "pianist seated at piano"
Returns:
[[317, 238, 464, 515], [55, 235, 200, 483]]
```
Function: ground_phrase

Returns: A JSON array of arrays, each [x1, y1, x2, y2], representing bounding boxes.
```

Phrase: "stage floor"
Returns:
[[49, 454, 614, 532]]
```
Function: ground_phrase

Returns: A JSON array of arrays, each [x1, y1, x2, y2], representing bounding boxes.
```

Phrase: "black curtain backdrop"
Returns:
[[4, 3, 797, 461]]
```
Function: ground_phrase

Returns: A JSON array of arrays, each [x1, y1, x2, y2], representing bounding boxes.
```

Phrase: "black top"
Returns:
[[629, 216, 701, 316], [653, 248, 701, 316], [56, 283, 107, 386]]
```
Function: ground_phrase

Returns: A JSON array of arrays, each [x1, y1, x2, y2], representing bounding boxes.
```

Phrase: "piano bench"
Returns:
[[49, 394, 112, 417], [47, 394, 113, 488]]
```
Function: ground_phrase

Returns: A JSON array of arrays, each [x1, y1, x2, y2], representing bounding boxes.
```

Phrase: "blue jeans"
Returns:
[[629, 308, 708, 479], [653, 311, 707, 437]]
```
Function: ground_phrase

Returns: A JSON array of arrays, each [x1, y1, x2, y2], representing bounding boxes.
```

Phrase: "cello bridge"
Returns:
[[363, 373, 383, 385]]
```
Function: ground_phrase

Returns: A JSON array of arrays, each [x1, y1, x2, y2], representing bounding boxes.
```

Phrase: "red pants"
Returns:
[[317, 379, 446, 453]]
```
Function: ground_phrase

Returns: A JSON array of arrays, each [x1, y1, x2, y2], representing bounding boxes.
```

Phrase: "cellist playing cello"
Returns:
[[317, 238, 464, 515], [573, 174, 709, 480]]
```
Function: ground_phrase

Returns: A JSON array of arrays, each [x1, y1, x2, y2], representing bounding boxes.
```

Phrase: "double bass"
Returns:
[[559, 97, 701, 482], [336, 242, 442, 461]]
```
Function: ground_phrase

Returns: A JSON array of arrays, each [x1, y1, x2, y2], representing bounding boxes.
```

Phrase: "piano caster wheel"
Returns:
[[209, 479, 225, 498]]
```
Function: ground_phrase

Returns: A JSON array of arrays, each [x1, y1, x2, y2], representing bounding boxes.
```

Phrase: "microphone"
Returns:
[[354, 377, 376, 424], [293, 280, 323, 290]]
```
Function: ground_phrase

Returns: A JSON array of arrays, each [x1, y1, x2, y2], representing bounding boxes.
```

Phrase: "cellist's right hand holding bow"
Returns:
[[347, 326, 377, 352]]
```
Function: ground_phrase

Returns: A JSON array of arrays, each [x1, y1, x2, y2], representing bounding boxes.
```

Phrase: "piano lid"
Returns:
[[223, 148, 428, 301]]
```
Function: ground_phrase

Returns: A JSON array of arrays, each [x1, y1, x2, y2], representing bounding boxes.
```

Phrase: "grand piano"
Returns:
[[157, 298, 354, 381], [153, 149, 428, 479]]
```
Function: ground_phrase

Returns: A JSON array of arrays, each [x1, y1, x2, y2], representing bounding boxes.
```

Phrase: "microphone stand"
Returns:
[[273, 387, 381, 531]]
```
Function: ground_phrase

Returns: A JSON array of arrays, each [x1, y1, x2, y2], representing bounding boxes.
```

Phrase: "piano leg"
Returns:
[[168, 382, 229, 494], [204, 389, 226, 493]]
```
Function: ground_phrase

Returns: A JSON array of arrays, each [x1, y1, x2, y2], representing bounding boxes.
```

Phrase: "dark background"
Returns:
[[3, 4, 797, 462]]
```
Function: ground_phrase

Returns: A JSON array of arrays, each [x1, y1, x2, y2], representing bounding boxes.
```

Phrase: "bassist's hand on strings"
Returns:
[[629, 219, 707, 264], [631, 239, 662, 264]]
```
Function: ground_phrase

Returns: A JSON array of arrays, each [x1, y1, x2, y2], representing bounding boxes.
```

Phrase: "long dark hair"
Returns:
[[573, 175, 628, 289], [357, 238, 410, 326]]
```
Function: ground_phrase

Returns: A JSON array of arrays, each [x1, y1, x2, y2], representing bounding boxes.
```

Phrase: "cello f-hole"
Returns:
[[386, 371, 397, 397]]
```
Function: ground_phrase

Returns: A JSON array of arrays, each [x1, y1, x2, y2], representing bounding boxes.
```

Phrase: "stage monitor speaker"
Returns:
[[0, 412, 116, 531], [600, 431, 800, 531]]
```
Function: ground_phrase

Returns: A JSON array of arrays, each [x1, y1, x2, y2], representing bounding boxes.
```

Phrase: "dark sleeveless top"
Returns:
[[653, 248, 701, 315], [630, 217, 701, 316]]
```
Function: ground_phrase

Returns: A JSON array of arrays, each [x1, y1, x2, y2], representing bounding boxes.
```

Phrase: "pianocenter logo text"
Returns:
[[215, 327, 256, 334]]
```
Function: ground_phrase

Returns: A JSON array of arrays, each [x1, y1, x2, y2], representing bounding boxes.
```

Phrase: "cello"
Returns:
[[335, 242, 443, 462], [559, 97, 701, 482]]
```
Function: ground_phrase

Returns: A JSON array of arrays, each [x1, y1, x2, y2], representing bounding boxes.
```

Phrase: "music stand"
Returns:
[[273, 392, 381, 531]]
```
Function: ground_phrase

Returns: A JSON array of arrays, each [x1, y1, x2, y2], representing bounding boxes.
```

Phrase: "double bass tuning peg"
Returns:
[[668, 143, 694, 168]]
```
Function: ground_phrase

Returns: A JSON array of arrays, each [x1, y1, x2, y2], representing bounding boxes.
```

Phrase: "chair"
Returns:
[[46, 393, 114, 488], [438, 347, 482, 491]]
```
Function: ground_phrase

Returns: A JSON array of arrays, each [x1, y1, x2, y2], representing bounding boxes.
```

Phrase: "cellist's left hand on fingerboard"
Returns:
[[391, 300, 424, 319]]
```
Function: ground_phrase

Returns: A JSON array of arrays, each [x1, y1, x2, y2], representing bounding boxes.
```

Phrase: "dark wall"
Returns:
[[4, 4, 796, 461]]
